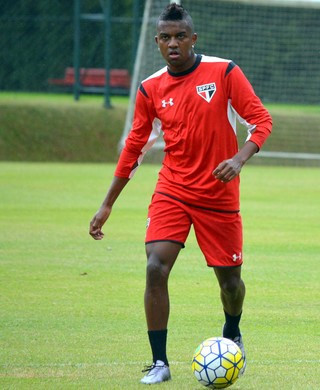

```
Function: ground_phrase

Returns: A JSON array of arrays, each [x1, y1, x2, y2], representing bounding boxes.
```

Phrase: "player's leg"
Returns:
[[145, 241, 181, 331], [213, 265, 245, 338], [192, 209, 244, 334], [192, 209, 246, 373], [141, 194, 191, 384], [140, 242, 182, 385], [214, 266, 246, 375]]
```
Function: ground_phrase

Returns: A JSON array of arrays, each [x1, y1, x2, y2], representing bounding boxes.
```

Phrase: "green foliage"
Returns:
[[0, 92, 319, 166], [0, 93, 128, 162], [0, 163, 319, 389]]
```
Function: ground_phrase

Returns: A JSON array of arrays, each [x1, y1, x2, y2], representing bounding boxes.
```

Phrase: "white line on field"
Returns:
[[1, 359, 319, 370]]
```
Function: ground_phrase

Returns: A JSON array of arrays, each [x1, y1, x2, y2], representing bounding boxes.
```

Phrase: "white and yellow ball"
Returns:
[[192, 337, 244, 389]]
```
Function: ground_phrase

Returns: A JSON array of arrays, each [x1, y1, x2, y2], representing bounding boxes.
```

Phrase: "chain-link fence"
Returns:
[[0, 0, 144, 93], [1, 0, 319, 104]]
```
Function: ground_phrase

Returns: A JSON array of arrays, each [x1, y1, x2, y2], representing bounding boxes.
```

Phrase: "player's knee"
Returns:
[[220, 277, 243, 297], [146, 254, 170, 285]]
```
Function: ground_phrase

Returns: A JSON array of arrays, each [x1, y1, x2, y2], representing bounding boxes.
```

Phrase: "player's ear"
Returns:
[[155, 35, 159, 45], [192, 33, 198, 46]]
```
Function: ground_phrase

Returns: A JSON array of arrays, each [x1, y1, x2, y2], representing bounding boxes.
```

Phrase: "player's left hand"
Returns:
[[212, 158, 242, 183]]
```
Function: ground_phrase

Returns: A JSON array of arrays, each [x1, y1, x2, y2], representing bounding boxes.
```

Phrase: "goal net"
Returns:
[[121, 0, 320, 166]]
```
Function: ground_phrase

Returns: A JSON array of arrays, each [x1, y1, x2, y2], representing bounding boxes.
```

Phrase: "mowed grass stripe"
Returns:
[[0, 163, 319, 389]]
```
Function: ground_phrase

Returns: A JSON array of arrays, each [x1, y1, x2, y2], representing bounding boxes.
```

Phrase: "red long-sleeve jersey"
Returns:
[[115, 54, 272, 211]]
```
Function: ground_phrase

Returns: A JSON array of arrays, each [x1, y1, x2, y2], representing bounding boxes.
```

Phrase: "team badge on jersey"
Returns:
[[196, 83, 216, 103]]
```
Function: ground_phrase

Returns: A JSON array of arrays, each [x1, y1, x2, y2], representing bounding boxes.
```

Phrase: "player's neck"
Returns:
[[167, 52, 197, 75]]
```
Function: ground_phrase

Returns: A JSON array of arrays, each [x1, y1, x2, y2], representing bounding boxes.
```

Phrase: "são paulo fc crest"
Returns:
[[196, 83, 216, 103]]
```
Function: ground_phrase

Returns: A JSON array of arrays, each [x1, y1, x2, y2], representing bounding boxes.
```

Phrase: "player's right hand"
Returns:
[[89, 222, 104, 240], [89, 206, 112, 240]]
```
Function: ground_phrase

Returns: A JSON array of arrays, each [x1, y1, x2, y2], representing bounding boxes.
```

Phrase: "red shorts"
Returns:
[[145, 193, 243, 267]]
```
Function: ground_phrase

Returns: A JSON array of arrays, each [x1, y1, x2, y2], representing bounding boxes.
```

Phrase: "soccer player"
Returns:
[[89, 2, 272, 385]]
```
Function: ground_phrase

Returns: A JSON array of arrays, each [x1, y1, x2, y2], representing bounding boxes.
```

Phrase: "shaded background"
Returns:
[[0, 0, 319, 104]]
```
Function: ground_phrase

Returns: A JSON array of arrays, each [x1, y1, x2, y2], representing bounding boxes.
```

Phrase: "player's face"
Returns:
[[155, 20, 197, 73]]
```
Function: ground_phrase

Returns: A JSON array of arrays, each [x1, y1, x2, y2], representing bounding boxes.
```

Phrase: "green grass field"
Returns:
[[1, 162, 319, 389]]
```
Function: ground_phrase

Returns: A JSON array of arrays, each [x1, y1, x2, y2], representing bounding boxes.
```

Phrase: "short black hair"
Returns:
[[157, 3, 194, 32]]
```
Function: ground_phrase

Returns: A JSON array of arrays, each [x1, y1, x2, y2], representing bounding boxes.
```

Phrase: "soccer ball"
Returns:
[[191, 337, 244, 389]]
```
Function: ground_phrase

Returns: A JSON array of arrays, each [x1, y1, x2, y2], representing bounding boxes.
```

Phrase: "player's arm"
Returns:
[[230, 65, 272, 147], [89, 84, 156, 240], [213, 63, 272, 183], [89, 176, 129, 240], [213, 140, 258, 183]]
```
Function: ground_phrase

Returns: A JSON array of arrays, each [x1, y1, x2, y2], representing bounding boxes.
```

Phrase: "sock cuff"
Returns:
[[148, 329, 168, 335], [224, 310, 242, 320]]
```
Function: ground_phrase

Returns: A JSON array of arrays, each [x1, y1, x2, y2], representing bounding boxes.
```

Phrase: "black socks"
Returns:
[[147, 314, 241, 366], [223, 310, 242, 339], [148, 329, 169, 366]]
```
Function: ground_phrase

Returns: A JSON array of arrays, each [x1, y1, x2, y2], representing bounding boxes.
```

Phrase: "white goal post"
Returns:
[[120, 0, 320, 165]]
